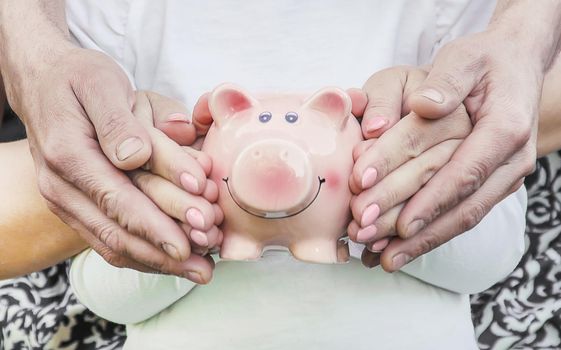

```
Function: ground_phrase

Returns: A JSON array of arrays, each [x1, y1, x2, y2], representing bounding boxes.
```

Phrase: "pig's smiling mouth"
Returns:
[[222, 176, 326, 219]]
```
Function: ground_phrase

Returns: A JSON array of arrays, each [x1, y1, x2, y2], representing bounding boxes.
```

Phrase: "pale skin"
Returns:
[[352, 56, 561, 269], [0, 1, 220, 280], [350, 1, 561, 271], [2, 59, 561, 279], [1, 0, 561, 276]]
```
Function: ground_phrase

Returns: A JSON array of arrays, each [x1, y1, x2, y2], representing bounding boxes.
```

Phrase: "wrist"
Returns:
[[0, 1, 75, 113], [489, 0, 561, 71]]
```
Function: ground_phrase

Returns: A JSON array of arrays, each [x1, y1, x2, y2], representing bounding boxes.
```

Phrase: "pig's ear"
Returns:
[[209, 83, 258, 127], [302, 87, 352, 129]]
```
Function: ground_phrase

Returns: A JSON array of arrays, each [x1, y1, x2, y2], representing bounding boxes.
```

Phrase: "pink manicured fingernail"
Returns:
[[356, 225, 377, 242], [419, 89, 444, 104], [180, 173, 200, 193], [361, 167, 377, 189], [190, 229, 208, 247], [369, 238, 390, 252], [167, 113, 191, 123], [186, 208, 205, 230], [366, 117, 388, 133], [361, 204, 380, 227], [405, 219, 425, 237], [392, 253, 412, 270]]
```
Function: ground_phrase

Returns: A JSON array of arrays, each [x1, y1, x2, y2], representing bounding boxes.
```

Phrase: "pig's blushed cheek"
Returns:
[[325, 170, 341, 190]]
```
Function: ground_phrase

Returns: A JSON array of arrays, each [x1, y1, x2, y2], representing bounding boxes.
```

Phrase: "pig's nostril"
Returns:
[[280, 150, 289, 161], [253, 150, 262, 159]]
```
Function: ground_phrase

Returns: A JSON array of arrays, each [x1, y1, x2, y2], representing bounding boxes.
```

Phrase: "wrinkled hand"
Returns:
[[130, 91, 224, 261], [349, 66, 472, 270], [6, 47, 213, 281], [350, 0, 561, 270]]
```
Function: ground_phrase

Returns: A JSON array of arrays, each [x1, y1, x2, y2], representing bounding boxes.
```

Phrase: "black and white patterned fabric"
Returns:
[[0, 262, 125, 350], [471, 150, 561, 349]]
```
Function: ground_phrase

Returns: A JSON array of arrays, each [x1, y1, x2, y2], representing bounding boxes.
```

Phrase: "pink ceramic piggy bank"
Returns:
[[202, 84, 363, 263]]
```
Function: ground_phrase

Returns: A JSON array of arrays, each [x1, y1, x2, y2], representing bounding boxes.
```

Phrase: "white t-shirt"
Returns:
[[65, 1, 527, 349]]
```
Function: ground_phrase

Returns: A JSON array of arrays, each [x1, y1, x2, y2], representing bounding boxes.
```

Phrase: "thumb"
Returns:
[[409, 48, 479, 119], [74, 73, 152, 171]]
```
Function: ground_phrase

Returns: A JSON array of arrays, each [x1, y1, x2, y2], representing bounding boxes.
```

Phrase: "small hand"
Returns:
[[349, 66, 471, 271]]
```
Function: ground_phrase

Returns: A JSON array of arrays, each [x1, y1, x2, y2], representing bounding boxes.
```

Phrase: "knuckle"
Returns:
[[42, 138, 74, 171], [416, 232, 443, 256], [97, 110, 130, 141], [97, 188, 121, 218], [402, 131, 422, 157], [521, 157, 536, 177], [436, 70, 465, 99], [37, 171, 57, 204], [379, 189, 399, 211], [455, 161, 486, 198], [509, 126, 532, 149], [420, 163, 439, 184], [459, 201, 489, 232], [99, 249, 127, 269], [376, 217, 396, 237], [97, 224, 125, 253], [168, 197, 188, 218]]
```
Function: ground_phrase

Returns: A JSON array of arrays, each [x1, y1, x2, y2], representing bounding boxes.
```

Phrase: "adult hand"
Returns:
[[131, 91, 224, 259], [2, 37, 212, 280], [349, 66, 471, 270], [351, 1, 561, 271]]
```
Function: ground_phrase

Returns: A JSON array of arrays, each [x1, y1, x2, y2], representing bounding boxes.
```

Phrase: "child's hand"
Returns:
[[129, 91, 224, 283], [348, 67, 472, 271]]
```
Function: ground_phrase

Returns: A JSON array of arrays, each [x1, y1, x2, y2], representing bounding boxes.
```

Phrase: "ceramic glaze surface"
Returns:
[[202, 84, 363, 263]]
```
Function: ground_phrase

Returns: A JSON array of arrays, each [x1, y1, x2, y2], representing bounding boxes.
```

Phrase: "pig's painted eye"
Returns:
[[285, 112, 299, 123], [259, 111, 272, 123]]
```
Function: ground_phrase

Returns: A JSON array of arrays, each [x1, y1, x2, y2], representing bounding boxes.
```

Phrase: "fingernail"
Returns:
[[419, 89, 444, 104], [186, 208, 205, 230], [361, 203, 380, 227], [180, 173, 200, 193], [161, 242, 181, 261], [116, 137, 144, 161], [190, 229, 208, 247], [167, 113, 191, 123], [184, 271, 204, 284], [369, 238, 390, 252], [366, 117, 388, 133], [361, 167, 377, 189], [392, 253, 412, 270], [356, 225, 377, 242], [406, 219, 425, 237]]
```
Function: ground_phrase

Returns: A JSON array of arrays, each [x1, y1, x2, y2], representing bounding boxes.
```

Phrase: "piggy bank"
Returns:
[[202, 84, 363, 263]]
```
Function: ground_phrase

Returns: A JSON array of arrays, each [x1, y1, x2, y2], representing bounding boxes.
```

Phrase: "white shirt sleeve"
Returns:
[[399, 185, 527, 294], [69, 249, 196, 325]]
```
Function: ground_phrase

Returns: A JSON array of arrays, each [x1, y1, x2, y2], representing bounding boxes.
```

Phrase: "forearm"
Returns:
[[0, 0, 74, 115], [401, 186, 527, 294], [0, 140, 87, 280], [538, 54, 561, 157], [490, 0, 561, 71]]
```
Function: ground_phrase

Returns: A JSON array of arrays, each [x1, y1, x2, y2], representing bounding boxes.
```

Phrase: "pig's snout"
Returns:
[[230, 140, 315, 215]]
